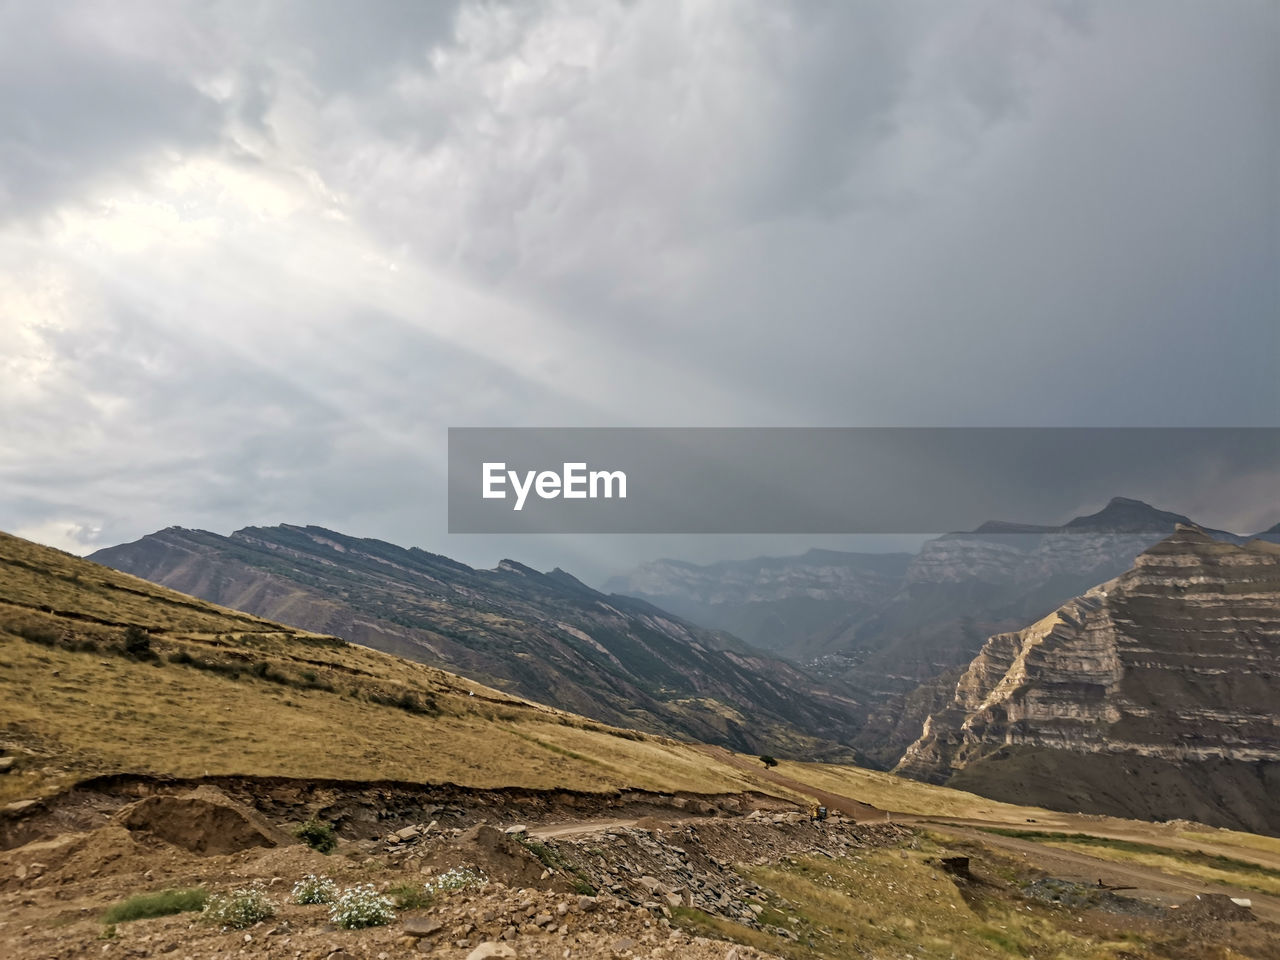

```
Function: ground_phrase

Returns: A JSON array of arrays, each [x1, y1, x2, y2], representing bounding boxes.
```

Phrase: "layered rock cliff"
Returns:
[[896, 526, 1280, 833]]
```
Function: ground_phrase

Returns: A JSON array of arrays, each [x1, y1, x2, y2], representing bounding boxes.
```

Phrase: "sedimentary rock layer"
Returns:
[[897, 526, 1280, 833]]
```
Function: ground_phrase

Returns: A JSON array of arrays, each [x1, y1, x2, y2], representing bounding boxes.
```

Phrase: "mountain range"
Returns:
[[607, 497, 1275, 765], [89, 524, 865, 761]]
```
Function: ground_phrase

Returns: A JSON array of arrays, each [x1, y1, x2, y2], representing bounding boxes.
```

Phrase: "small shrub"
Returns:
[[295, 817, 337, 854], [759, 755, 778, 768], [15, 623, 60, 646], [123, 625, 152, 658], [167, 650, 195, 665], [202, 885, 276, 929], [329, 884, 396, 929], [368, 688, 437, 715], [516, 837, 595, 894], [290, 874, 338, 905], [103, 888, 207, 924], [250, 660, 289, 683]]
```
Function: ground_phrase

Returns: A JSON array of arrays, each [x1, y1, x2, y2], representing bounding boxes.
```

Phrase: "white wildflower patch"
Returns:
[[329, 884, 397, 929], [424, 866, 489, 896], [291, 874, 338, 905], [202, 884, 276, 929]]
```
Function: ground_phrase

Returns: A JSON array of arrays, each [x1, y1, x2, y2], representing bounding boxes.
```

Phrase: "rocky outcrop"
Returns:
[[897, 526, 1280, 833]]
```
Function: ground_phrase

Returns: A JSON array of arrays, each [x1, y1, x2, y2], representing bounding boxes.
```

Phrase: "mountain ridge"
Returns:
[[90, 523, 868, 761]]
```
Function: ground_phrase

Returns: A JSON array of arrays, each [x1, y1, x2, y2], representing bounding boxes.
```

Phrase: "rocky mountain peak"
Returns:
[[896, 529, 1280, 833], [1063, 496, 1194, 533]]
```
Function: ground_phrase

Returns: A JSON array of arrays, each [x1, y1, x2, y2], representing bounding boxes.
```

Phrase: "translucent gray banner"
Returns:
[[447, 428, 1279, 534]]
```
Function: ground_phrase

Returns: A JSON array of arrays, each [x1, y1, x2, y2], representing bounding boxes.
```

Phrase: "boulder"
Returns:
[[465, 943, 517, 960]]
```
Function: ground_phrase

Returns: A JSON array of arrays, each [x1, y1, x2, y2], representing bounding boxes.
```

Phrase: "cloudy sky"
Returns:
[[2, 0, 1276, 580]]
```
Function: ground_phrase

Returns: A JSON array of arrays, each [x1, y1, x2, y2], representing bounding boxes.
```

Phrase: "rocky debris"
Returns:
[[1176, 893, 1257, 927], [0, 791, 887, 925], [117, 787, 285, 855], [388, 881, 780, 959], [403, 916, 445, 937], [1021, 878, 1163, 918], [466, 943, 517, 959], [497, 813, 909, 934]]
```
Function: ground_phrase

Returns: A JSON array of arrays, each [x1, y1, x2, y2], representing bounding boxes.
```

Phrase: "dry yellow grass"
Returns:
[[1179, 827, 1280, 860], [770, 757, 1063, 821], [0, 531, 792, 802]]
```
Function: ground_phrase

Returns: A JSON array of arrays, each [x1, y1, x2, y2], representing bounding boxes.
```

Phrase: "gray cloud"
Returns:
[[0, 0, 1275, 580]]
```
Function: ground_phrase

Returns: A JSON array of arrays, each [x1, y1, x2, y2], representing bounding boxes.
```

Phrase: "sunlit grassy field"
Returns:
[[0, 530, 785, 802], [771, 757, 1063, 821]]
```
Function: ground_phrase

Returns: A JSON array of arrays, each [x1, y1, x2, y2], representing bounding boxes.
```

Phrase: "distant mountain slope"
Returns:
[[0, 529, 779, 803], [91, 525, 865, 760], [605, 498, 1272, 768], [896, 526, 1280, 834]]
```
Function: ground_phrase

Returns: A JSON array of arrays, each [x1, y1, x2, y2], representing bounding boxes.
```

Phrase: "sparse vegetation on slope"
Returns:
[[102, 888, 207, 924]]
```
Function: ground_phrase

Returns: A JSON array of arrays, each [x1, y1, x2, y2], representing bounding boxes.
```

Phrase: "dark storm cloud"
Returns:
[[0, 0, 1274, 579], [0, 3, 227, 219]]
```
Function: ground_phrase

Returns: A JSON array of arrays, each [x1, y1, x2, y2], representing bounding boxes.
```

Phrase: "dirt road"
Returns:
[[697, 745, 884, 820]]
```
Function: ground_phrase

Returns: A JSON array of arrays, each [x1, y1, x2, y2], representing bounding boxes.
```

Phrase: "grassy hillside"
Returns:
[[0, 531, 773, 803]]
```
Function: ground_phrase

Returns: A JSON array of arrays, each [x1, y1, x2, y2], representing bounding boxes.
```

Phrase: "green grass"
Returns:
[[294, 817, 338, 854], [102, 888, 208, 924], [388, 882, 433, 910]]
